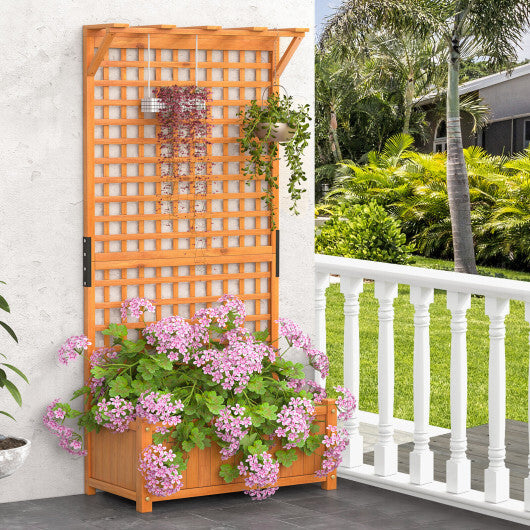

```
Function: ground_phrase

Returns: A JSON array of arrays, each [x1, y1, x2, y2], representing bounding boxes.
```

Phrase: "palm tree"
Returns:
[[361, 33, 444, 135], [322, 0, 530, 273]]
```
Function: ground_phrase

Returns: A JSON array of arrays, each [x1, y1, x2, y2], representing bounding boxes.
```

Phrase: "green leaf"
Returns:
[[4, 379, 22, 406], [203, 391, 224, 415], [0, 321, 18, 343], [72, 386, 90, 399], [249, 413, 264, 428], [108, 375, 131, 398], [302, 434, 323, 456], [131, 379, 152, 395], [182, 440, 195, 452], [252, 329, 269, 342], [0, 410, 15, 421], [0, 295, 10, 313], [90, 366, 107, 379], [240, 433, 258, 449], [219, 463, 240, 483], [310, 423, 321, 434], [102, 323, 128, 339], [275, 448, 298, 468], [256, 402, 278, 420], [121, 339, 146, 353], [0, 363, 28, 384], [248, 439, 268, 455], [247, 376, 266, 395]]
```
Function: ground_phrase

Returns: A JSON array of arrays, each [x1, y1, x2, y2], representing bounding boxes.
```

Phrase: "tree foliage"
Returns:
[[318, 135, 530, 270]]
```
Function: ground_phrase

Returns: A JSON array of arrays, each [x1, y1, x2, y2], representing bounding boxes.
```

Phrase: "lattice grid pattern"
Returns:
[[83, 26, 309, 349]]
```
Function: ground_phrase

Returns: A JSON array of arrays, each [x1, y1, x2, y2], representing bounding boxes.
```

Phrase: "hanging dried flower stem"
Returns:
[[154, 86, 212, 222]]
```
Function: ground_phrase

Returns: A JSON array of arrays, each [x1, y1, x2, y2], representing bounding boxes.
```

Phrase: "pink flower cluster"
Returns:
[[196, 338, 274, 393], [138, 444, 183, 497], [120, 298, 156, 321], [136, 392, 183, 434], [214, 405, 252, 460], [238, 452, 280, 500], [315, 426, 349, 478], [276, 318, 329, 377], [276, 318, 311, 349], [196, 294, 246, 329], [43, 400, 86, 456], [275, 397, 315, 449], [144, 316, 207, 361], [286, 379, 327, 403], [58, 335, 91, 365], [334, 385, 356, 421], [90, 347, 119, 367], [306, 380, 327, 403], [95, 396, 135, 432], [87, 347, 120, 394]]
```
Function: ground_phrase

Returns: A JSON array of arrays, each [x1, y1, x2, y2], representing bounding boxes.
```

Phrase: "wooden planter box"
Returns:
[[85, 399, 337, 512]]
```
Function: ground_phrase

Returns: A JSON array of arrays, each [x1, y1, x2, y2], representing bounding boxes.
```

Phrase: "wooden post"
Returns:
[[374, 280, 399, 477], [136, 423, 153, 513], [321, 399, 338, 490], [484, 296, 510, 503], [409, 286, 434, 485], [446, 292, 471, 494], [340, 276, 363, 468]]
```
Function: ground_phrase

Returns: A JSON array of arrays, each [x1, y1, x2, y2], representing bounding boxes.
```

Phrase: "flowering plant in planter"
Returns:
[[44, 295, 355, 500], [238, 92, 311, 226]]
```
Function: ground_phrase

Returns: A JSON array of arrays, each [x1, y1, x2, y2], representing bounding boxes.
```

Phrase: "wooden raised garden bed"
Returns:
[[85, 399, 337, 512]]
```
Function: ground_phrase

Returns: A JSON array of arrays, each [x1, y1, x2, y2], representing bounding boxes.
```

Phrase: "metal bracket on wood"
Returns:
[[87, 29, 115, 76], [275, 230, 280, 278], [276, 37, 303, 78], [83, 237, 92, 287]]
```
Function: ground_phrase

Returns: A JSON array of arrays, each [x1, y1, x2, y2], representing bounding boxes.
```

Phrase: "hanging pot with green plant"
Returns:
[[238, 90, 310, 226]]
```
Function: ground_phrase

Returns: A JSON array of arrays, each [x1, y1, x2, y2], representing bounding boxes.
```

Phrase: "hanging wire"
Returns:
[[147, 33, 151, 96], [195, 34, 198, 88]]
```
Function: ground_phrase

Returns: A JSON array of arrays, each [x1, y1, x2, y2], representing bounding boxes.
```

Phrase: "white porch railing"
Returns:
[[315, 254, 530, 525]]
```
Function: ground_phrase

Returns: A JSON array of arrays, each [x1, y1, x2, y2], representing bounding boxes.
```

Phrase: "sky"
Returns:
[[315, 0, 530, 60]]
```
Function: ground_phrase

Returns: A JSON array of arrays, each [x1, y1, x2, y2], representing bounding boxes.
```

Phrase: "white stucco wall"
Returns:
[[0, 0, 314, 503]]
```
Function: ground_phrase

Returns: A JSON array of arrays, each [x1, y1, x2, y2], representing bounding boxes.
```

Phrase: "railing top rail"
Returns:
[[315, 254, 530, 302]]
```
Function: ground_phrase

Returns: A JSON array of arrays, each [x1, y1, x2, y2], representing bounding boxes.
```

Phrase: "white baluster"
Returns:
[[446, 292, 471, 494], [409, 286, 434, 485], [340, 276, 364, 468], [484, 296, 510, 503], [374, 280, 399, 476], [524, 302, 530, 511], [315, 272, 330, 388]]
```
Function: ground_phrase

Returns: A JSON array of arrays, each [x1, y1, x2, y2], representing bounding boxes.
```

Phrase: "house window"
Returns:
[[525, 120, 530, 149], [434, 120, 447, 152]]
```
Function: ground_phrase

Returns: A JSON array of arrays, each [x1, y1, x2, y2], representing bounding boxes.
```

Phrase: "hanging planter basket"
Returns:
[[255, 122, 296, 143], [141, 96, 165, 113]]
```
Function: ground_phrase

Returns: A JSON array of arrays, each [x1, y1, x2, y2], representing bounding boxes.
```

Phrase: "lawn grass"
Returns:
[[325, 256, 530, 429]]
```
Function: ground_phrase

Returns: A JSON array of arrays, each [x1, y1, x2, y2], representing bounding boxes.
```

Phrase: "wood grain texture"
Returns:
[[88, 400, 335, 512], [83, 25, 307, 510]]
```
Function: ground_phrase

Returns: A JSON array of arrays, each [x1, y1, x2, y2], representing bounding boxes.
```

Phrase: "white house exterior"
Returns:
[[418, 62, 530, 155]]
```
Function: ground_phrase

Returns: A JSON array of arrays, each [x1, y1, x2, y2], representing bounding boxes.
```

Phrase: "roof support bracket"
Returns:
[[276, 36, 303, 78], [87, 29, 115, 77]]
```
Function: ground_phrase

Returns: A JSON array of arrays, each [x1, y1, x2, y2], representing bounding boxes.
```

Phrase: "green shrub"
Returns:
[[315, 201, 415, 264]]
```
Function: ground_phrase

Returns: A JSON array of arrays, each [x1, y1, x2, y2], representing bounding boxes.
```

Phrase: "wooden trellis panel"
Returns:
[[83, 25, 307, 350]]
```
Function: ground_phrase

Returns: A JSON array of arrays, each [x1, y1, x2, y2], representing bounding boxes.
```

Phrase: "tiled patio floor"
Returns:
[[1, 478, 526, 529]]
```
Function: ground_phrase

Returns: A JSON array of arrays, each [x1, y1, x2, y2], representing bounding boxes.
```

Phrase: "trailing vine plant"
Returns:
[[238, 93, 311, 228], [155, 86, 212, 222]]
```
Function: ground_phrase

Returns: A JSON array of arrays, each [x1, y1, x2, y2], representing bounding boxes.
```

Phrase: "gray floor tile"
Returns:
[[1, 479, 528, 529]]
